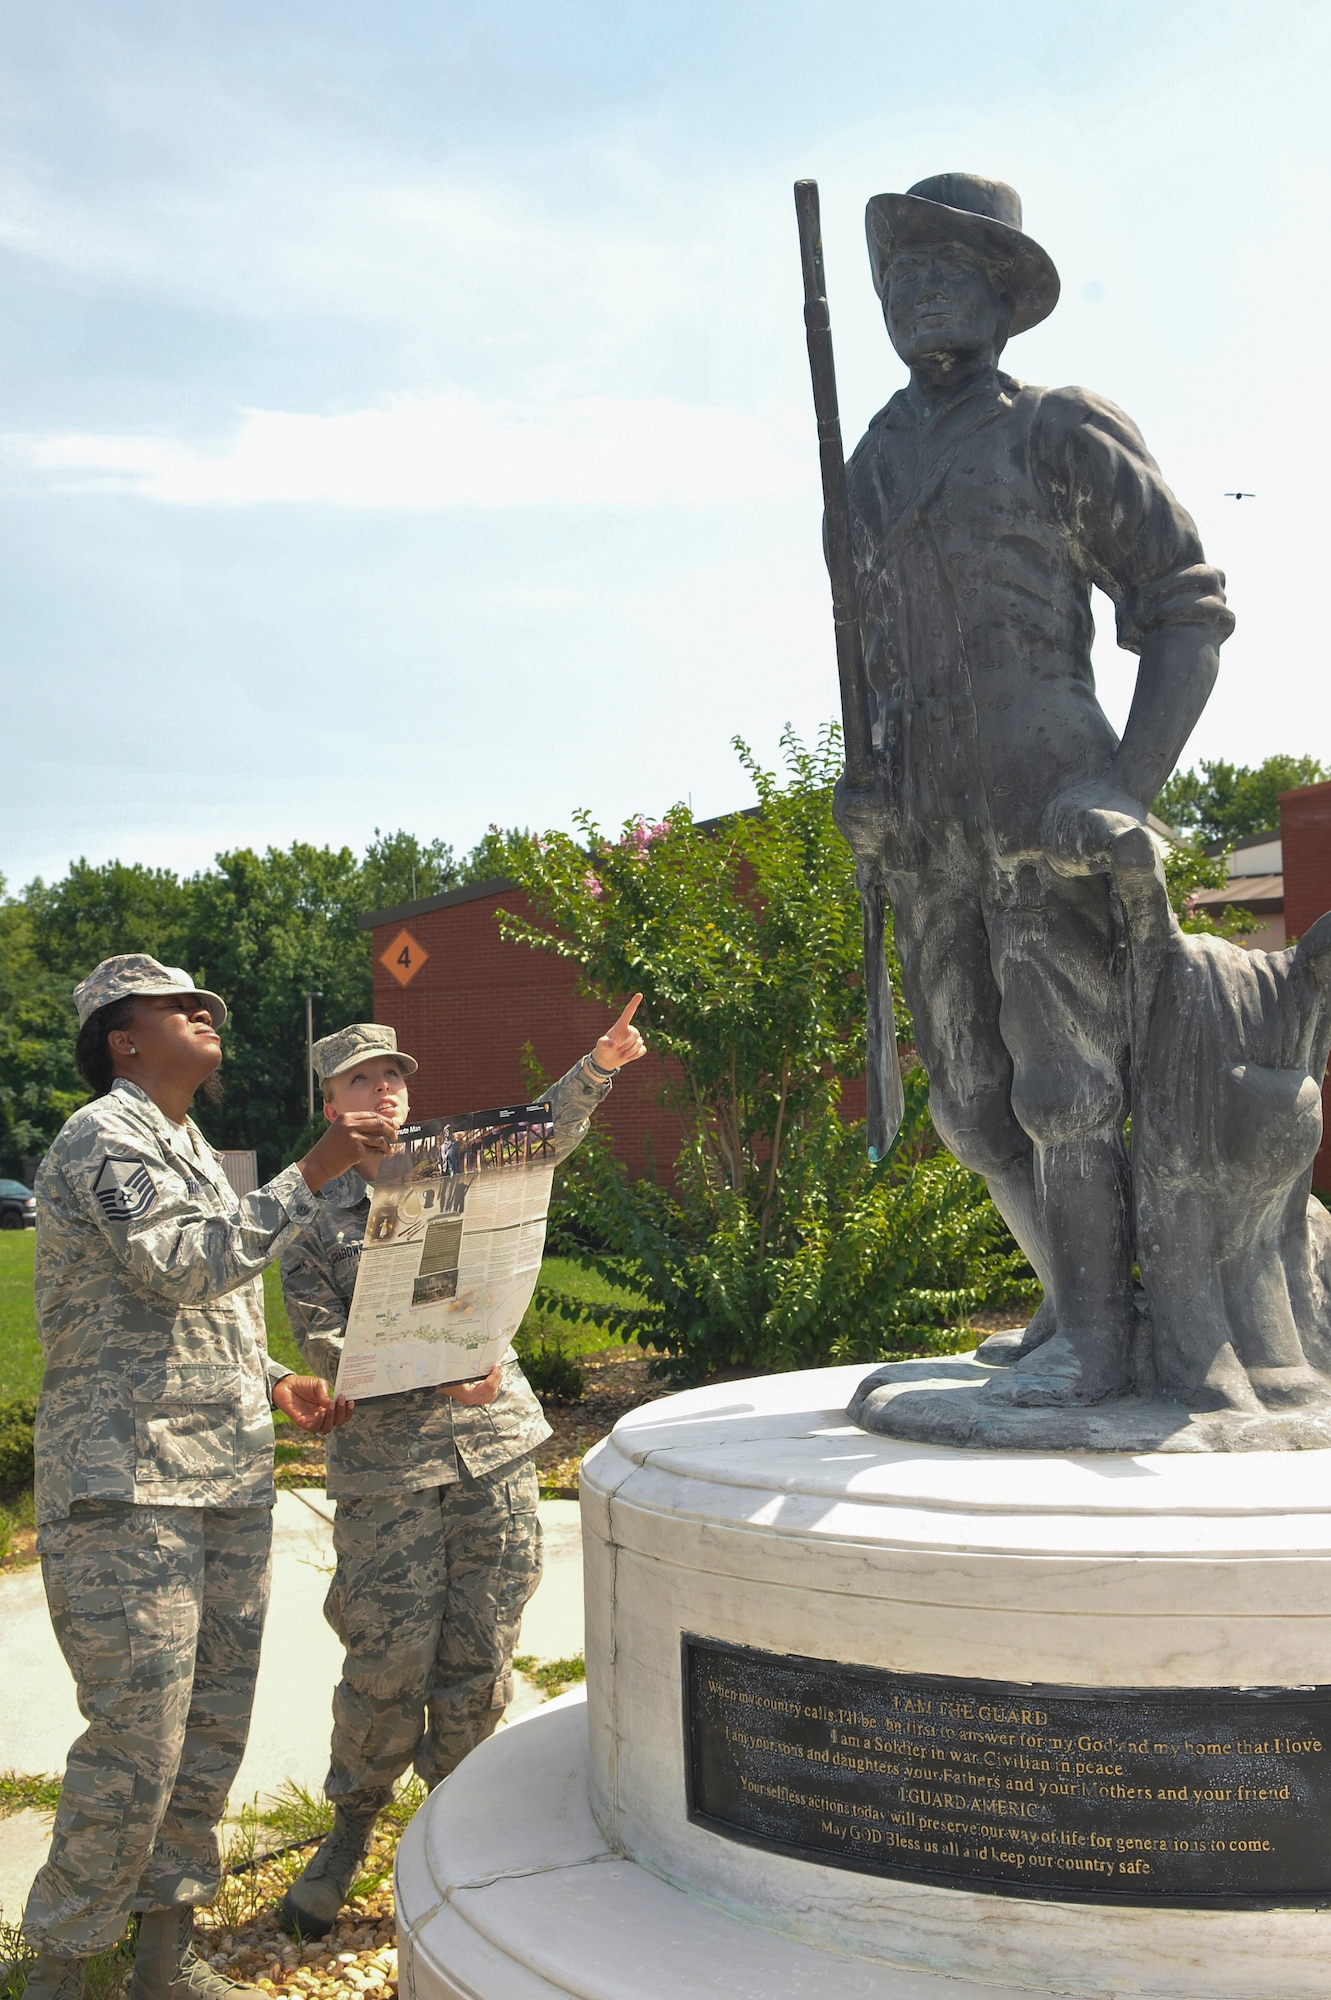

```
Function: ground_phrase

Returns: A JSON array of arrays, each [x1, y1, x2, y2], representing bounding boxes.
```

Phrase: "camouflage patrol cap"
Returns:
[[312, 1022, 418, 1086], [73, 953, 228, 1029]]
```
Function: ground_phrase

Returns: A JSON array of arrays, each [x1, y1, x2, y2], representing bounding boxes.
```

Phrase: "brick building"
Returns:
[[1280, 780, 1331, 1191], [362, 783, 1331, 1189], [359, 880, 683, 1178], [1175, 781, 1331, 1188], [1280, 780, 1331, 946]]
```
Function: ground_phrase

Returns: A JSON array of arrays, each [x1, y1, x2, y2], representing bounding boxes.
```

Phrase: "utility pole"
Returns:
[[305, 991, 322, 1120]]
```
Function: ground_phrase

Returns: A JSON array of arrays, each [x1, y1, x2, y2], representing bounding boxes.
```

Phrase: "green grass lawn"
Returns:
[[0, 1232, 631, 1398], [522, 1255, 639, 1354], [0, 1233, 39, 1398]]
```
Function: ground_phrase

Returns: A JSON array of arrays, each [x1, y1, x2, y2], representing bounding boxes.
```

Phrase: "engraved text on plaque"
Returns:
[[683, 1637, 1331, 1905]]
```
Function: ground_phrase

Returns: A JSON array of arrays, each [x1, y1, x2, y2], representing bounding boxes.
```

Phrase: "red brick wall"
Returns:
[[368, 888, 683, 1181], [1280, 782, 1331, 944], [1280, 783, 1331, 1191]]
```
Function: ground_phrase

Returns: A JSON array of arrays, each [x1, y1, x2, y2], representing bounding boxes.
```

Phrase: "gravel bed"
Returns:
[[194, 1827, 401, 2000]]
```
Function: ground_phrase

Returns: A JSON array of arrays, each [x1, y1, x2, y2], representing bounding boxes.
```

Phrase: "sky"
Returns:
[[0, 0, 1327, 886]]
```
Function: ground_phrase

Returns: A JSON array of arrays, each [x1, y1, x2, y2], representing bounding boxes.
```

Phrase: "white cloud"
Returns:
[[1, 391, 813, 508]]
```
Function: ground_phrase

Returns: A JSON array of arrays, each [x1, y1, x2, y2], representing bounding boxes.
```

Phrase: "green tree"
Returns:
[[0, 826, 505, 1179], [1156, 755, 1326, 844], [25, 859, 195, 981], [457, 825, 536, 887], [0, 891, 84, 1170], [184, 843, 375, 1173], [495, 728, 1035, 1380], [359, 830, 461, 912], [1162, 842, 1251, 942]]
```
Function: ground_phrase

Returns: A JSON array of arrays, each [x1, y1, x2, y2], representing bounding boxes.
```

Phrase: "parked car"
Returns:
[[0, 1179, 36, 1228]]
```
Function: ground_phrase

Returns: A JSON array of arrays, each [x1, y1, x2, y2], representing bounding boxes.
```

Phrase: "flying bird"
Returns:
[[1224, 491, 1256, 500]]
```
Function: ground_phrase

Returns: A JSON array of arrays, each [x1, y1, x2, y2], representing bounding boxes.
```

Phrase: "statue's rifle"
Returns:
[[794, 177, 905, 1163]]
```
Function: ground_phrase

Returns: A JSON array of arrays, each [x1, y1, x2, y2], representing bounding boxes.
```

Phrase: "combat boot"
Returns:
[[276, 1794, 389, 1940], [22, 1953, 88, 2000], [129, 1907, 266, 2000]]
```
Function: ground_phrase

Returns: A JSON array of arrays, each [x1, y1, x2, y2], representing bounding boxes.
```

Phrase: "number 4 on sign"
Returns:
[[380, 927, 429, 988]]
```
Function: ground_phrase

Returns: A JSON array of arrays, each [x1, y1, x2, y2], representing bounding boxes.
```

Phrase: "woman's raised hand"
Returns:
[[592, 993, 647, 1073]]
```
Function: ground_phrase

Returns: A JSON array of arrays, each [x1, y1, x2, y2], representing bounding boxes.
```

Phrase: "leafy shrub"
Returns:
[[0, 1490, 33, 1564], [513, 1327, 586, 1404], [498, 728, 1037, 1382], [0, 1396, 36, 1500], [538, 1065, 1034, 1380]]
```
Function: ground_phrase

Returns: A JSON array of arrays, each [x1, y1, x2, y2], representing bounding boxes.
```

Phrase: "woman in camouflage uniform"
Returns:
[[23, 956, 395, 2000], [275, 1001, 645, 1938]]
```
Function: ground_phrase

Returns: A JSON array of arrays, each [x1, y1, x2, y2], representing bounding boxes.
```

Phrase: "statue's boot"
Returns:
[[1248, 1365, 1331, 1410], [982, 1327, 1130, 1408], [130, 1909, 266, 2000], [976, 1297, 1056, 1366], [23, 1955, 89, 2000], [981, 1133, 1135, 1406]]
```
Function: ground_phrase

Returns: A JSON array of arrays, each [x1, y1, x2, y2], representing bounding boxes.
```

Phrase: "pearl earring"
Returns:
[[128, 1045, 138, 1055]]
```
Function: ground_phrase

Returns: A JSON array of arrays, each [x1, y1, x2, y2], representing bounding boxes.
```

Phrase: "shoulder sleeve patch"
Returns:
[[92, 1155, 160, 1223]]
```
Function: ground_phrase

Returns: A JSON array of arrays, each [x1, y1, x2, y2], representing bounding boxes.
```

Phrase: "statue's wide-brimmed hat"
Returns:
[[866, 173, 1060, 336]]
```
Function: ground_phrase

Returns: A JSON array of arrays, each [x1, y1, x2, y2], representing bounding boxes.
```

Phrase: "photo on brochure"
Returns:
[[333, 1100, 556, 1401]]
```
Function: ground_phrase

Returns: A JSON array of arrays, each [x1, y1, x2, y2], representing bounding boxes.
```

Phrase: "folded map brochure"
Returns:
[[333, 1100, 556, 1400]]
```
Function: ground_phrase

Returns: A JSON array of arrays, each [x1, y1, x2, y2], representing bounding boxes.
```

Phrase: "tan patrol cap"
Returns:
[[73, 953, 228, 1029], [312, 1022, 418, 1086]]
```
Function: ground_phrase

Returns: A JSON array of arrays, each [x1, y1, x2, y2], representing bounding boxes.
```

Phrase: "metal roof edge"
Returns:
[[358, 877, 518, 931], [1189, 872, 1284, 914], [356, 802, 762, 931], [1202, 828, 1281, 857]]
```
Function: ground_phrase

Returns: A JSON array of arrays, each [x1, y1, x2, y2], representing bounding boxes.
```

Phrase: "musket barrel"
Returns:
[[794, 177, 905, 1158], [793, 179, 875, 788]]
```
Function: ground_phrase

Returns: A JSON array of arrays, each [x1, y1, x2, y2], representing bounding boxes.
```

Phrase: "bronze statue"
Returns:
[[799, 173, 1331, 1442]]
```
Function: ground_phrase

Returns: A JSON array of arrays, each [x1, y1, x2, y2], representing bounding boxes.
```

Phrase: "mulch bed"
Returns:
[[194, 1839, 399, 2000], [0, 1522, 37, 1573], [534, 1345, 671, 1497], [0, 1814, 404, 2000], [272, 1346, 675, 1501]]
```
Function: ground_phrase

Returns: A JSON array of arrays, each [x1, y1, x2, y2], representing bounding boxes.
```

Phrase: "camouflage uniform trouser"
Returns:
[[323, 1457, 541, 1805], [23, 1502, 272, 1957]]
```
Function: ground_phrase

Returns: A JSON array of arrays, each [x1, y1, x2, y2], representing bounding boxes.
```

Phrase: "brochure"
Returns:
[[333, 1100, 555, 1399]]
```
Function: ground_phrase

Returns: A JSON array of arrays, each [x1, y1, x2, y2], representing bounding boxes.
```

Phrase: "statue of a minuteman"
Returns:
[[833, 173, 1234, 1409]]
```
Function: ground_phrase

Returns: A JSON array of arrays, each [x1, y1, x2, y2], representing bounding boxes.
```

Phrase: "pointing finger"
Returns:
[[610, 993, 643, 1035]]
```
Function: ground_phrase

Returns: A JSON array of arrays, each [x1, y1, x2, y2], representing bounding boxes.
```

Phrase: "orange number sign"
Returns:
[[380, 928, 429, 988]]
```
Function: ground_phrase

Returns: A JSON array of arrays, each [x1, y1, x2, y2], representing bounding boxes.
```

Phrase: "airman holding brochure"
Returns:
[[274, 1004, 645, 1937]]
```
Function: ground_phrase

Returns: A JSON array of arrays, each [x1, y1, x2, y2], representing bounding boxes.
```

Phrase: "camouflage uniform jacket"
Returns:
[[33, 1078, 321, 1523], [280, 1059, 611, 1498]]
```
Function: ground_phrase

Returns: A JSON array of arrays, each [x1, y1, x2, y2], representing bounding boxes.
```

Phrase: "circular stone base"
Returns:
[[851, 1352, 1331, 1452], [394, 1693, 1027, 2000], [579, 1365, 1331, 1997], [397, 1366, 1331, 2000]]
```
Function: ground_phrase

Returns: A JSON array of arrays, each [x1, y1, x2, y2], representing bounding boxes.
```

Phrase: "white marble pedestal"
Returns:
[[396, 1364, 1331, 1999]]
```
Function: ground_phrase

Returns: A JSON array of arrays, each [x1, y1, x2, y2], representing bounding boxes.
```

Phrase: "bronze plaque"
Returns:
[[683, 1636, 1331, 1906]]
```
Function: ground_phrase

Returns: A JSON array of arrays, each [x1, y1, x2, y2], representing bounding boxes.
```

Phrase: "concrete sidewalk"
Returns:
[[0, 1491, 585, 1924]]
